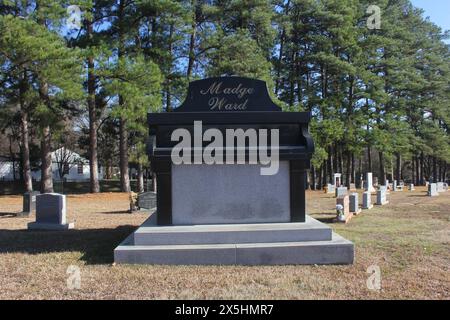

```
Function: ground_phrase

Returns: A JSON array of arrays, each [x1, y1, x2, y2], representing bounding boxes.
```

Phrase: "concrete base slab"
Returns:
[[134, 215, 332, 245], [114, 216, 354, 265], [16, 212, 31, 218], [28, 222, 74, 230], [114, 232, 354, 265]]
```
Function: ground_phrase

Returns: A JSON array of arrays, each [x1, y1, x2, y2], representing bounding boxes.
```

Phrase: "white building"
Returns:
[[0, 148, 103, 182]]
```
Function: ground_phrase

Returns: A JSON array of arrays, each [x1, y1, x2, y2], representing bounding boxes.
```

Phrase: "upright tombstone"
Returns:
[[335, 186, 348, 198], [349, 183, 357, 191], [428, 183, 439, 197], [334, 173, 342, 188], [393, 180, 398, 192], [335, 195, 351, 223], [114, 76, 354, 265], [362, 191, 373, 210], [18, 191, 40, 217], [28, 193, 74, 230], [376, 189, 388, 206], [365, 172, 375, 193], [408, 184, 415, 191], [326, 183, 336, 194], [349, 193, 361, 215], [137, 191, 157, 211]]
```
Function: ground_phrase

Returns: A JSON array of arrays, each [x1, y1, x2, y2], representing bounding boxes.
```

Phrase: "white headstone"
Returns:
[[327, 183, 336, 194], [28, 193, 74, 230], [428, 183, 438, 197], [365, 172, 375, 193], [334, 173, 342, 187]]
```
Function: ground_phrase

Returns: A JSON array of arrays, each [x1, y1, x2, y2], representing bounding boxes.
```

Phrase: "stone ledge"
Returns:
[[134, 216, 332, 245]]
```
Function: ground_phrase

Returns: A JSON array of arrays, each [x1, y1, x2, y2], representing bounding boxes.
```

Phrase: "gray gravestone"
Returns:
[[19, 191, 40, 217], [28, 193, 74, 230], [409, 184, 415, 191], [349, 193, 361, 214], [428, 183, 438, 197], [362, 191, 373, 209], [376, 189, 388, 205], [335, 186, 348, 198], [393, 180, 398, 192], [137, 191, 157, 210], [327, 184, 336, 194]]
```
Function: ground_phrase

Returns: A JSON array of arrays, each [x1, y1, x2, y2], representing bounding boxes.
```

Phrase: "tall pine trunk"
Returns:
[[118, 0, 130, 193], [87, 19, 100, 193], [119, 115, 130, 192], [395, 153, 401, 182], [379, 151, 385, 185], [39, 80, 53, 193], [40, 125, 53, 193], [20, 111, 32, 192], [137, 163, 144, 193], [186, 0, 197, 80]]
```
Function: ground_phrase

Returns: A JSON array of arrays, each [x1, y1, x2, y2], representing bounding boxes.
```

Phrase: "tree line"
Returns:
[[0, 0, 449, 193]]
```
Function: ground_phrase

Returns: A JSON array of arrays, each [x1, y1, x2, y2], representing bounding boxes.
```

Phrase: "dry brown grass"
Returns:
[[0, 189, 449, 300]]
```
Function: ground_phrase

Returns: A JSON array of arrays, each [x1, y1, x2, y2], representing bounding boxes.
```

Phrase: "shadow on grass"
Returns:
[[100, 210, 132, 215], [0, 212, 20, 218], [315, 217, 336, 224], [0, 225, 136, 265]]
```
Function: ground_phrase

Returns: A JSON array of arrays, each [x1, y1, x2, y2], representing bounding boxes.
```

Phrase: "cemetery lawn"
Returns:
[[0, 189, 449, 300]]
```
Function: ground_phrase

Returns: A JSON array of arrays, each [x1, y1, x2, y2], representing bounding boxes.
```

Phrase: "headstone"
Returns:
[[362, 191, 373, 210], [28, 193, 74, 230], [428, 183, 438, 197], [349, 193, 361, 215], [349, 183, 357, 191], [365, 172, 375, 193], [137, 191, 157, 210], [336, 195, 351, 223], [326, 183, 336, 194], [334, 173, 342, 187], [408, 184, 415, 191], [18, 191, 40, 217], [335, 186, 348, 198], [436, 182, 447, 193], [376, 189, 388, 206], [393, 180, 398, 192]]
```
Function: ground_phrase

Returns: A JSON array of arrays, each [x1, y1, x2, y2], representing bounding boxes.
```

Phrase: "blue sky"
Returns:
[[410, 0, 450, 41]]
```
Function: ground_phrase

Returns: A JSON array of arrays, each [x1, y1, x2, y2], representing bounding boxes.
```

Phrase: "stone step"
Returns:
[[133, 216, 332, 245], [114, 233, 354, 265]]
